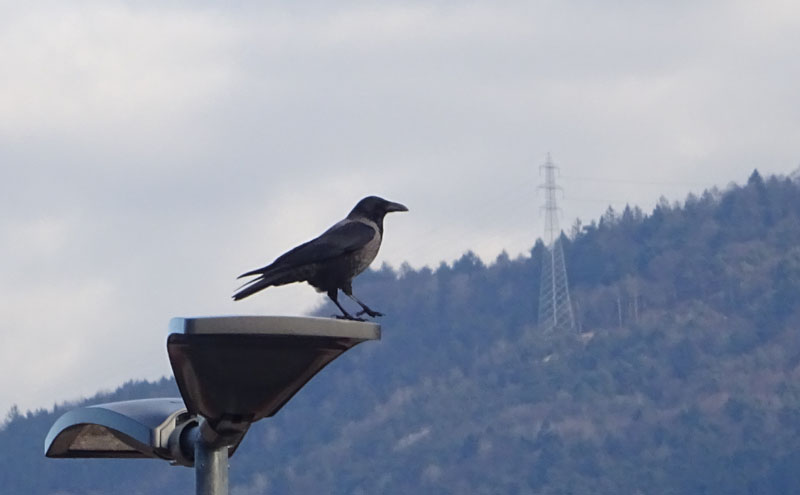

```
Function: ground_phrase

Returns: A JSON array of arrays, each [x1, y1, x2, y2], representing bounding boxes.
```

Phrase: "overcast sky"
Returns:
[[1, 1, 799, 415]]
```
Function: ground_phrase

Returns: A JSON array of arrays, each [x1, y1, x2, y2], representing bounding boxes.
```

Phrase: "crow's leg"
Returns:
[[327, 289, 363, 321], [342, 285, 384, 318]]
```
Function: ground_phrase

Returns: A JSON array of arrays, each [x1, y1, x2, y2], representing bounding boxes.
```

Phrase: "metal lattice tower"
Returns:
[[537, 154, 575, 333]]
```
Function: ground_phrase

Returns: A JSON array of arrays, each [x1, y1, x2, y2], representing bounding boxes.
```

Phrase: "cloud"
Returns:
[[0, 4, 237, 138]]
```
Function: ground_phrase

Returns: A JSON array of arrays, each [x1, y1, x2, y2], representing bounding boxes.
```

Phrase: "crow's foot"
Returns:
[[356, 308, 384, 318]]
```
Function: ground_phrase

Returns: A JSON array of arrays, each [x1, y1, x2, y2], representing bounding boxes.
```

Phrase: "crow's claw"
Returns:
[[355, 309, 384, 318]]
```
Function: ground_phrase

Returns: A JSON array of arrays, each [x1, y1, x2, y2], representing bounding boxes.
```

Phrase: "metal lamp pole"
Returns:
[[195, 435, 229, 495]]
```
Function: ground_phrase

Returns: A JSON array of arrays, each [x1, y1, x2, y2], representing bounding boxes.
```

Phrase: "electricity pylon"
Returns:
[[537, 154, 576, 333]]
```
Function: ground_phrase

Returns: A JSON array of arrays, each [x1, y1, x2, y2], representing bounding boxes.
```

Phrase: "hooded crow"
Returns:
[[233, 196, 408, 320]]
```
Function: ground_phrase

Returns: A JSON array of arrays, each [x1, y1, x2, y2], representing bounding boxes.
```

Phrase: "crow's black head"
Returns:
[[348, 196, 408, 226]]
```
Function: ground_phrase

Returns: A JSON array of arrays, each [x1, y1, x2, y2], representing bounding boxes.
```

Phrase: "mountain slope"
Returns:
[[3, 170, 800, 494]]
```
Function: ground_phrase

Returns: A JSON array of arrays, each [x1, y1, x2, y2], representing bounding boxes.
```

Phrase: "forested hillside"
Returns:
[[4, 170, 800, 494]]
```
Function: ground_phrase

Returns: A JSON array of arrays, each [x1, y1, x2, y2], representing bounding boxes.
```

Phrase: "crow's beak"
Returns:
[[386, 201, 408, 213]]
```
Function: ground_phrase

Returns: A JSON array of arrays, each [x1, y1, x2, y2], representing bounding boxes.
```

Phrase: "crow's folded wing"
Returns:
[[232, 221, 376, 280], [274, 220, 376, 266]]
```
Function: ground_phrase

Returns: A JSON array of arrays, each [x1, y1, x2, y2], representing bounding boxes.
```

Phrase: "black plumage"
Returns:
[[233, 196, 408, 320]]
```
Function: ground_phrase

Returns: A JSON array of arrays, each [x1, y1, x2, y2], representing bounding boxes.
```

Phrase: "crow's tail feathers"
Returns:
[[237, 266, 268, 279], [232, 276, 272, 301], [232, 265, 300, 301]]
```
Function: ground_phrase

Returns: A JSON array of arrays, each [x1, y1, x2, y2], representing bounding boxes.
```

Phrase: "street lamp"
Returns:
[[45, 316, 380, 495]]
